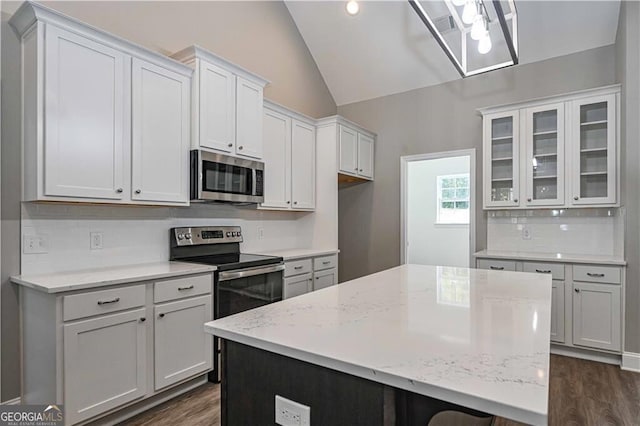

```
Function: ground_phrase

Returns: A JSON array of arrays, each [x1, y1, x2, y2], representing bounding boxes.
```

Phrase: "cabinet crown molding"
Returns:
[[171, 45, 270, 87], [477, 84, 621, 116], [316, 115, 376, 137], [9, 1, 193, 77]]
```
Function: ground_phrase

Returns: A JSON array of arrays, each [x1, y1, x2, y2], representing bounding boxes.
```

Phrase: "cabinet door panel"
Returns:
[[525, 103, 565, 206], [314, 268, 337, 291], [483, 111, 520, 208], [131, 58, 190, 204], [291, 120, 316, 209], [339, 125, 358, 175], [550, 280, 565, 343], [573, 282, 621, 351], [284, 273, 313, 299], [155, 295, 213, 390], [357, 133, 374, 179], [236, 77, 263, 159], [44, 26, 126, 200], [570, 94, 617, 205], [199, 61, 235, 152], [64, 309, 147, 425], [261, 109, 291, 208]]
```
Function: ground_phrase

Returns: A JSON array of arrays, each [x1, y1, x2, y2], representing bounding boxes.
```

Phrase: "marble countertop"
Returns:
[[474, 249, 626, 266], [254, 248, 339, 261], [205, 264, 551, 425], [12, 261, 216, 294]]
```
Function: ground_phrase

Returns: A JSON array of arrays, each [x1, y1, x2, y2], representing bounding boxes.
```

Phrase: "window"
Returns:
[[437, 174, 470, 224]]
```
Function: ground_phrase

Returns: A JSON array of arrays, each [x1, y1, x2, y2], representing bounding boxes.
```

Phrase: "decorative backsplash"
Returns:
[[486, 208, 624, 256]]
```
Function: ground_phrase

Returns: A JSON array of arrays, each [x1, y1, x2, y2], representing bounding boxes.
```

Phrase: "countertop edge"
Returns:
[[206, 324, 547, 425], [256, 248, 340, 261], [473, 251, 627, 266], [11, 263, 217, 294]]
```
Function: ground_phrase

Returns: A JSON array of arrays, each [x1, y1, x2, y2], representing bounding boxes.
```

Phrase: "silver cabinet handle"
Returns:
[[238, 146, 244, 150], [535, 269, 551, 274], [489, 266, 504, 270], [97, 297, 120, 305], [587, 273, 605, 277], [294, 266, 303, 270], [574, 288, 580, 293], [159, 313, 165, 318], [139, 317, 146, 322], [116, 188, 123, 193], [135, 189, 141, 194], [228, 143, 233, 148], [574, 196, 579, 201], [178, 285, 194, 291]]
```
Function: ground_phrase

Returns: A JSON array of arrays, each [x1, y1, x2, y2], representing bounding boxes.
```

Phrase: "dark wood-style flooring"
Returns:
[[123, 355, 640, 426]]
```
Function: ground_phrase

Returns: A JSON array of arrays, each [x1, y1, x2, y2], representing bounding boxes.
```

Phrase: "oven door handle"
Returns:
[[218, 264, 285, 282]]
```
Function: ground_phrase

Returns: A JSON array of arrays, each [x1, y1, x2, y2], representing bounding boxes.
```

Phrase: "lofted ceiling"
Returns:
[[285, 0, 621, 106]]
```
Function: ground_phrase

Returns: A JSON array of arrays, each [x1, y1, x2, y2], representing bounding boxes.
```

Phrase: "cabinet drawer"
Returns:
[[476, 259, 516, 272], [285, 259, 312, 277], [573, 265, 621, 284], [314, 254, 337, 271], [63, 285, 146, 321], [523, 262, 565, 280], [154, 274, 212, 303]]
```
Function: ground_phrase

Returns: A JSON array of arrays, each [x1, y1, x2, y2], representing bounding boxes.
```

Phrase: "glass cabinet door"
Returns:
[[525, 103, 565, 206], [484, 111, 519, 207], [571, 94, 616, 205]]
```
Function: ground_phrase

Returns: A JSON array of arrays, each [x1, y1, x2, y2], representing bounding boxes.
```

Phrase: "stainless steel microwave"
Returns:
[[190, 150, 264, 203]]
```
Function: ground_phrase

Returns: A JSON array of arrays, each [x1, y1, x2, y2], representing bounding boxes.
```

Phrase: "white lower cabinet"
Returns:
[[284, 273, 313, 299], [64, 308, 147, 425], [282, 253, 338, 299], [314, 268, 337, 291], [550, 280, 565, 343], [154, 295, 212, 390], [573, 281, 621, 352]]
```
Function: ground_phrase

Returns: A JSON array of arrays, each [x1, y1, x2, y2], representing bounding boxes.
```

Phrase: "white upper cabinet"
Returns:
[[339, 125, 358, 175], [172, 46, 269, 160], [12, 3, 193, 206], [291, 120, 316, 209], [336, 120, 375, 181], [131, 58, 190, 204], [483, 111, 520, 208], [199, 61, 236, 153], [480, 85, 619, 209], [260, 101, 316, 211], [524, 103, 565, 207], [43, 25, 127, 201], [570, 94, 617, 205]]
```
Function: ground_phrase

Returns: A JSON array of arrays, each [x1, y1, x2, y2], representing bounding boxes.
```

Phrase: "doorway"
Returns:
[[401, 149, 476, 267]]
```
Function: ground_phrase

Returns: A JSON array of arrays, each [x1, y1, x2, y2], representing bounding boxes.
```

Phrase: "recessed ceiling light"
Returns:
[[346, 0, 359, 16]]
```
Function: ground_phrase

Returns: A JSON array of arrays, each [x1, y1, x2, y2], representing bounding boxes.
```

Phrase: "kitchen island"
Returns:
[[205, 264, 552, 425]]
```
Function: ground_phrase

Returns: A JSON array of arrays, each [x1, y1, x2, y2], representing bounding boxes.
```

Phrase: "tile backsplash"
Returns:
[[487, 209, 624, 257]]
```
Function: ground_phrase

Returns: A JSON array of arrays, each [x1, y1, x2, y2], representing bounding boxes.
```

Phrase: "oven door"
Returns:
[[192, 150, 264, 203], [217, 264, 284, 318]]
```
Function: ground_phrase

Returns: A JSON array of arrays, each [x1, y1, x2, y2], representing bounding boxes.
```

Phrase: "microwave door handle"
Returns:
[[218, 264, 285, 282], [252, 168, 257, 197]]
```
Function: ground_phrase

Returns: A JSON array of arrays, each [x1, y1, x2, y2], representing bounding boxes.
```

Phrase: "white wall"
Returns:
[[406, 156, 470, 267]]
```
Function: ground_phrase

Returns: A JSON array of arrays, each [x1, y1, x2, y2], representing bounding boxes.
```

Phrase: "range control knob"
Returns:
[[185, 233, 192, 239], [232, 232, 238, 237], [237, 231, 242, 237], [177, 233, 185, 240], [226, 232, 232, 237]]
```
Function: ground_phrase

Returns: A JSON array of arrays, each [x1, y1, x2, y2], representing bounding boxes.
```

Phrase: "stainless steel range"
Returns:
[[169, 225, 284, 381]]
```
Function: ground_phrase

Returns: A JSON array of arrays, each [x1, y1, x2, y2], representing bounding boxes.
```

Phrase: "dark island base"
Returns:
[[222, 341, 494, 426]]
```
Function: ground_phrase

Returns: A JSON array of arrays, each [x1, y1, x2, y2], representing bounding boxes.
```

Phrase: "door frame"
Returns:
[[400, 149, 477, 267]]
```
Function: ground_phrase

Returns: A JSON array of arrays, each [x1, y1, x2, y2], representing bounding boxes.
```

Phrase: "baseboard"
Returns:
[[551, 344, 621, 365], [1, 397, 22, 405], [621, 352, 640, 372]]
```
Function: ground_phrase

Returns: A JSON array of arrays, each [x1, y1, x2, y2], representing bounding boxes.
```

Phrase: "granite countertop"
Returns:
[[474, 249, 626, 266], [254, 248, 339, 261], [11, 261, 217, 294], [205, 264, 551, 425]]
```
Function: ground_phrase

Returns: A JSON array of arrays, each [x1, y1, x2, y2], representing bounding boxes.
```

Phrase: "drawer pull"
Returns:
[[489, 266, 504, 271], [294, 266, 304, 270], [97, 297, 120, 306], [575, 288, 580, 293], [535, 269, 551, 274], [178, 285, 194, 291], [322, 261, 331, 265], [139, 317, 146, 322], [587, 273, 605, 278], [159, 313, 165, 318]]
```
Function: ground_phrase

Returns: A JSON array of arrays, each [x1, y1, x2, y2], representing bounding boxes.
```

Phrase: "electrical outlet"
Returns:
[[90, 232, 104, 250], [522, 227, 532, 240], [275, 395, 310, 426], [257, 226, 264, 240], [23, 234, 48, 254]]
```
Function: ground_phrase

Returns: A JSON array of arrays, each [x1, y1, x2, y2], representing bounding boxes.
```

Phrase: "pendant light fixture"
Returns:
[[461, 0, 477, 24]]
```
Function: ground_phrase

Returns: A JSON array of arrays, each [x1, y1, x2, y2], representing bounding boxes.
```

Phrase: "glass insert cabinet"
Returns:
[[481, 86, 619, 209]]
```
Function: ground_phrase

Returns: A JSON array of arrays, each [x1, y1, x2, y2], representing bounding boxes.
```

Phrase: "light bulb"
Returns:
[[470, 14, 486, 40], [451, 0, 466, 6], [478, 33, 492, 54], [462, 0, 477, 25], [346, 0, 359, 15]]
